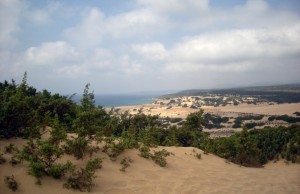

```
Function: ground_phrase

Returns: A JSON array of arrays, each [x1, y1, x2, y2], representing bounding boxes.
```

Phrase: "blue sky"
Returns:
[[1, 0, 300, 94]]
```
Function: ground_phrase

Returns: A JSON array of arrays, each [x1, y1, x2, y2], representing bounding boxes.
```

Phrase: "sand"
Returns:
[[1, 139, 300, 194], [115, 103, 300, 118]]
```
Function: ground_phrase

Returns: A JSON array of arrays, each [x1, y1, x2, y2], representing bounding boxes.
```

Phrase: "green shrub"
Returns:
[[47, 161, 75, 179], [195, 153, 202, 159], [120, 157, 133, 172], [4, 175, 19, 191], [192, 149, 201, 159], [64, 136, 89, 160], [85, 158, 103, 172], [64, 158, 102, 192], [139, 146, 151, 159], [20, 139, 74, 182], [151, 149, 173, 167]]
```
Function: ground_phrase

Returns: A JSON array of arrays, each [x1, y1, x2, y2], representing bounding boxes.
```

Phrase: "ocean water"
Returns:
[[73, 94, 156, 108]]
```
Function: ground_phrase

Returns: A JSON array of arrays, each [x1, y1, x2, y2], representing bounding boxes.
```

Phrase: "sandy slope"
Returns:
[[1, 139, 300, 194], [115, 103, 300, 118]]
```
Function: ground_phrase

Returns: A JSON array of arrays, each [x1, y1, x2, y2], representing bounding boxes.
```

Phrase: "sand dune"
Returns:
[[1, 140, 300, 194], [116, 103, 300, 119]]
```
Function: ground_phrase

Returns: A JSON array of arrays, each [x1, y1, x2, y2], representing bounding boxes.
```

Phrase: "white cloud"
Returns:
[[55, 65, 89, 76], [1, 0, 300, 93], [64, 8, 105, 47], [129, 23, 300, 75], [0, 0, 24, 49], [136, 0, 209, 14], [165, 24, 300, 71], [27, 10, 51, 25], [106, 8, 169, 39], [132, 42, 168, 61], [25, 41, 78, 65]]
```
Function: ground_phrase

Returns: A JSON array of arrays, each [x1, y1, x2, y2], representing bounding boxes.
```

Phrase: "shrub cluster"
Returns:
[[268, 115, 300, 123], [4, 175, 19, 191], [139, 146, 173, 167], [202, 125, 300, 167]]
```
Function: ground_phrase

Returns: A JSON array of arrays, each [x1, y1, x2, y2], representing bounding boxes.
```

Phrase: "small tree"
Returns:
[[184, 109, 205, 131]]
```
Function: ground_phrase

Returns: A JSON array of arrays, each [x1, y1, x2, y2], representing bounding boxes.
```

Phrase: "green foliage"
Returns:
[[203, 113, 228, 129], [244, 122, 264, 129], [64, 136, 89, 160], [64, 158, 102, 192], [268, 115, 300, 123], [139, 146, 151, 159], [81, 83, 95, 111], [102, 137, 131, 160], [120, 157, 133, 172], [4, 175, 19, 192], [85, 158, 103, 172], [195, 153, 202, 159], [139, 146, 173, 167], [20, 139, 74, 180], [192, 149, 202, 159], [184, 109, 205, 131], [0, 76, 77, 139], [48, 114, 67, 144], [151, 149, 173, 167], [202, 125, 300, 167]]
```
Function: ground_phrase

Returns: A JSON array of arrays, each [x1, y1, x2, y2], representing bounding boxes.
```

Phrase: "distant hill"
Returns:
[[160, 84, 300, 103]]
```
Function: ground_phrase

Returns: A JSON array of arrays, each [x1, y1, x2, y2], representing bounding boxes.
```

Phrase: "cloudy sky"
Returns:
[[1, 0, 300, 94]]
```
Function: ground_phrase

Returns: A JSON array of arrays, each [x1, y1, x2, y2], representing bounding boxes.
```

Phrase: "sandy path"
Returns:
[[1, 140, 299, 194]]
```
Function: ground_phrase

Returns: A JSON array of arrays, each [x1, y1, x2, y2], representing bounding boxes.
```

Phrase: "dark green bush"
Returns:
[[120, 157, 133, 172], [139, 146, 151, 159], [64, 158, 102, 192], [4, 175, 19, 191], [151, 149, 173, 167]]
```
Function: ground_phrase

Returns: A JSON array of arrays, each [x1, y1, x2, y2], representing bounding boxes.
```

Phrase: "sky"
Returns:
[[0, 0, 300, 94]]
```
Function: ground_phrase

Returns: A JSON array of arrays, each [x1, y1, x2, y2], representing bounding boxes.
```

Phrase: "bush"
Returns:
[[120, 157, 133, 172], [64, 158, 102, 192], [139, 146, 151, 159], [20, 139, 75, 181], [202, 125, 300, 167], [151, 149, 173, 167], [4, 175, 19, 191], [195, 153, 202, 159], [64, 136, 89, 160], [192, 149, 202, 159]]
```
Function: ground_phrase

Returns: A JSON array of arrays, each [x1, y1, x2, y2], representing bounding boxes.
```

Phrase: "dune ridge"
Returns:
[[1, 139, 300, 194]]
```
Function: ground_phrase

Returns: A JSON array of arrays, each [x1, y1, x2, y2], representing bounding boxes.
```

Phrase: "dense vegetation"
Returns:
[[268, 115, 300, 123], [203, 113, 229, 129], [1, 75, 300, 191], [203, 125, 300, 166]]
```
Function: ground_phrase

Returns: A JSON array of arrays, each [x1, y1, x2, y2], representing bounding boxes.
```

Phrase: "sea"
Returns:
[[72, 94, 157, 108]]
